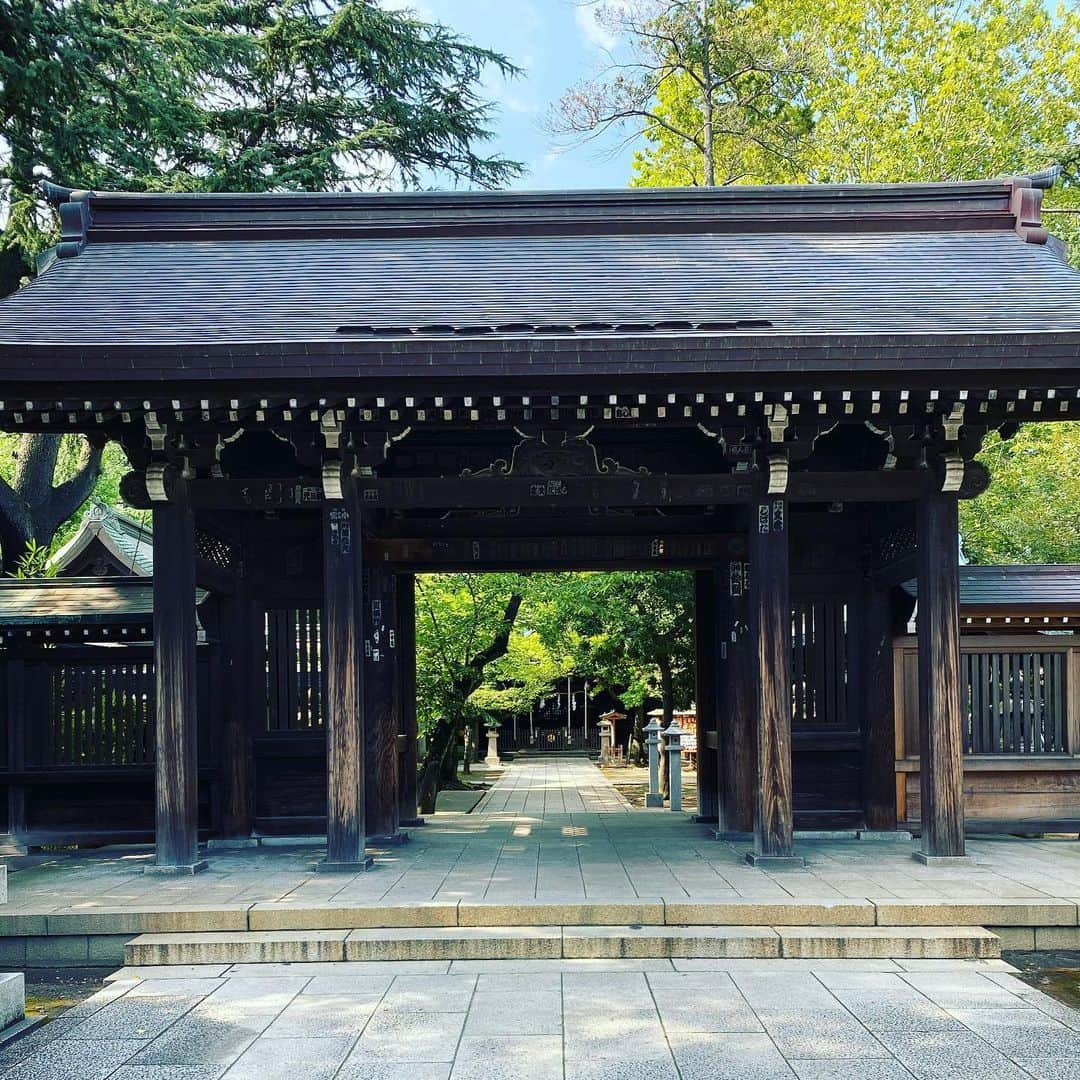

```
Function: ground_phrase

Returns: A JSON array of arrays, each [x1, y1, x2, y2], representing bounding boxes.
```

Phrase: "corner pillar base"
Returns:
[[144, 859, 208, 877], [314, 856, 375, 873], [645, 794, 664, 808], [912, 851, 976, 867], [744, 852, 805, 869]]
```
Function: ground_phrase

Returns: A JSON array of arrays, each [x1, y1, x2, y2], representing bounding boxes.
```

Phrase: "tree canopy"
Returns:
[[1, 0, 523, 276], [0, 0, 522, 569]]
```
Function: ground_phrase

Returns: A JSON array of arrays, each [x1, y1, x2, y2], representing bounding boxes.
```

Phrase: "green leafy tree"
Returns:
[[531, 572, 695, 768], [961, 423, 1080, 564], [626, 0, 1080, 196], [0, 0, 522, 568], [414, 573, 528, 810], [551, 0, 815, 186]]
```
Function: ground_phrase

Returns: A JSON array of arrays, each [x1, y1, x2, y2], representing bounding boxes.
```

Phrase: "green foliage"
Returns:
[[1, 0, 523, 276], [631, 0, 1080, 247], [414, 572, 528, 734], [470, 629, 572, 717], [0, 434, 135, 558], [961, 423, 1080, 564], [9, 537, 55, 578], [528, 571, 696, 714]]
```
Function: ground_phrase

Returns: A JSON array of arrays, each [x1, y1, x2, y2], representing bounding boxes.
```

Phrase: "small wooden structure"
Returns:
[[894, 565, 1080, 831], [0, 175, 1078, 868]]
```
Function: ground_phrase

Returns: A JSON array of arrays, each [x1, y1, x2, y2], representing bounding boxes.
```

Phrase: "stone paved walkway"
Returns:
[[473, 757, 631, 815], [2, 958, 1078, 1079], [2, 756, 1080, 918]]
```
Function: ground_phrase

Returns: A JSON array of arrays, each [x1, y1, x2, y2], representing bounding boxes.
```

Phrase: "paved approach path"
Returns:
[[472, 755, 632, 815], [3, 958, 1079, 1079]]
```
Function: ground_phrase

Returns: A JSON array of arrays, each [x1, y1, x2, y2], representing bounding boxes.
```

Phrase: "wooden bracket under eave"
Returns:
[[1010, 181, 1048, 244]]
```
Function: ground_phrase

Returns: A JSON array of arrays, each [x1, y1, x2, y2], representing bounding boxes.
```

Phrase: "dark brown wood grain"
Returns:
[[916, 493, 966, 857], [749, 497, 794, 857], [217, 586, 258, 839], [717, 556, 755, 833], [364, 560, 400, 840], [152, 481, 200, 867], [396, 573, 420, 824], [322, 490, 366, 863], [693, 570, 719, 821], [862, 585, 897, 831]]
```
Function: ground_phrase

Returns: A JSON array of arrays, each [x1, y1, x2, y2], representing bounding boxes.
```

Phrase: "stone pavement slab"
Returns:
[[0, 958, 1075, 1079], [3, 757, 1080, 936]]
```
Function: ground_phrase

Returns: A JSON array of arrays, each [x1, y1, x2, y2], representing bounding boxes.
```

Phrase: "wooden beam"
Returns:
[[396, 573, 422, 826], [172, 469, 965, 513], [320, 488, 371, 869], [915, 493, 966, 860], [364, 560, 403, 843], [748, 496, 798, 864], [148, 480, 205, 873], [694, 570, 719, 822], [369, 534, 741, 570], [862, 583, 898, 831], [716, 556, 755, 835]]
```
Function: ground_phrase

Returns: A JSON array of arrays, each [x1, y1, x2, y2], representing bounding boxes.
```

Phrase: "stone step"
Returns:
[[125, 924, 1000, 965]]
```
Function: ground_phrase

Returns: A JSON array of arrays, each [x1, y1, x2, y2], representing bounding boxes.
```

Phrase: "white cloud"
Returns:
[[574, 3, 618, 51]]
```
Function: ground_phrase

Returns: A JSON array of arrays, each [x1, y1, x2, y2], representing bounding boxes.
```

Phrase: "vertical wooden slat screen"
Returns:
[[960, 647, 1068, 754], [791, 599, 850, 730], [34, 654, 156, 766], [264, 607, 324, 731]]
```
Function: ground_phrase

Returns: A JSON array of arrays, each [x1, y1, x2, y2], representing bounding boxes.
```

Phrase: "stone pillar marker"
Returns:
[[666, 720, 684, 812], [598, 718, 614, 763], [484, 722, 501, 766], [644, 719, 664, 808]]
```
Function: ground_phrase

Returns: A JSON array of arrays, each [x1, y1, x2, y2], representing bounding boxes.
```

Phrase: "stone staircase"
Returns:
[[125, 914, 1001, 965]]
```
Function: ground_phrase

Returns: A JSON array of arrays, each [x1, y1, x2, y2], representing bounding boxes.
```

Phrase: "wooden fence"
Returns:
[[894, 635, 1080, 827], [0, 644, 216, 843]]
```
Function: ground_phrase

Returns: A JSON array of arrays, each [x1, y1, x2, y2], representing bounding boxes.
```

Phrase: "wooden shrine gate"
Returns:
[[2, 175, 1078, 871]]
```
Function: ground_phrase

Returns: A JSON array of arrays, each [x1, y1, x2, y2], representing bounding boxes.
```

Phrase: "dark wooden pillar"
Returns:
[[3, 652, 28, 853], [747, 496, 798, 865], [693, 570, 719, 822], [217, 585, 259, 842], [320, 490, 371, 869], [364, 558, 405, 843], [716, 554, 755, 836], [862, 583, 898, 832], [915, 493, 966, 860], [396, 572, 423, 827], [149, 481, 206, 874]]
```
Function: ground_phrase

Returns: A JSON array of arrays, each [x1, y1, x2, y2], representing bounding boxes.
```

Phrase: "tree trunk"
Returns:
[[418, 718, 455, 814], [414, 592, 523, 803], [629, 704, 646, 766], [0, 433, 103, 572]]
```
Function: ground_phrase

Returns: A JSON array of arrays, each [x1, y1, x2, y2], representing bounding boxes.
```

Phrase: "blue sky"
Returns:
[[393, 0, 639, 190]]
